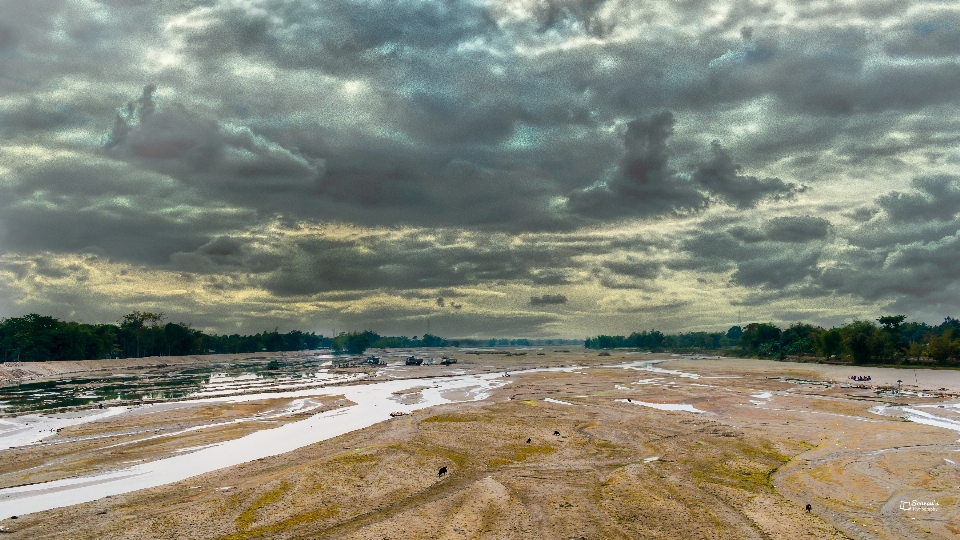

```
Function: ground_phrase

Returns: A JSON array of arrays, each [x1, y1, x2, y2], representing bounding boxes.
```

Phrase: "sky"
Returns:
[[2, 0, 960, 338]]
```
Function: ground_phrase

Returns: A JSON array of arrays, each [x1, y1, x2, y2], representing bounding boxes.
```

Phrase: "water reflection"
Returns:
[[0, 355, 340, 413]]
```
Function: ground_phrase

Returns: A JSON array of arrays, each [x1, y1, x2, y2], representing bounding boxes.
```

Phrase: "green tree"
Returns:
[[927, 330, 959, 363], [781, 323, 819, 356], [738, 323, 781, 357], [815, 328, 843, 359], [842, 320, 878, 364], [332, 331, 377, 355], [877, 315, 906, 333], [119, 311, 164, 357], [726, 326, 743, 346]]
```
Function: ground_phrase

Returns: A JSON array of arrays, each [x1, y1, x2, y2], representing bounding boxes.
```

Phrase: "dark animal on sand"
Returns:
[[439, 466, 447, 477], [805, 504, 811, 512], [554, 431, 560, 436], [526, 438, 531, 443]]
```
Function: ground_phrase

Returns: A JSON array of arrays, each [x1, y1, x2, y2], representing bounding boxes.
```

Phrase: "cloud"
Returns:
[[568, 111, 803, 220], [106, 86, 322, 196], [884, 15, 960, 58], [6, 0, 960, 335], [673, 216, 833, 291], [0, 156, 251, 264], [167, 226, 635, 298], [530, 294, 568, 305], [567, 111, 707, 218], [531, 0, 614, 36], [692, 141, 800, 208], [764, 216, 832, 243], [875, 175, 960, 223]]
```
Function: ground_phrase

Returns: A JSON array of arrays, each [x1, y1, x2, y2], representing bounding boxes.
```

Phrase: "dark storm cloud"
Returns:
[[720, 176, 960, 306], [0, 157, 255, 264], [692, 142, 801, 208], [94, 85, 581, 236], [726, 216, 831, 245], [171, 227, 661, 297], [400, 94, 529, 145], [764, 216, 832, 243], [530, 294, 567, 305], [7, 0, 960, 333], [601, 258, 660, 279], [568, 112, 798, 219], [732, 249, 822, 289], [847, 176, 960, 250], [213, 232, 582, 296], [107, 86, 321, 194], [0, 205, 211, 264], [875, 175, 960, 223], [816, 233, 960, 303], [0, 0, 161, 95], [181, 0, 499, 74], [675, 216, 833, 290], [696, 28, 960, 115], [794, 177, 960, 306], [0, 98, 75, 136], [568, 112, 707, 218]]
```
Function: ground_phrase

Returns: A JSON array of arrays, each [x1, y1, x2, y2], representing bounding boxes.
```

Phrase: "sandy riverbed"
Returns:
[[0, 351, 957, 539]]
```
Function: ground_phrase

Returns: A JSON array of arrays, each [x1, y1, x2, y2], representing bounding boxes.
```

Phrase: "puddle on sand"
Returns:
[[619, 360, 701, 379], [616, 399, 705, 413], [870, 404, 960, 437], [0, 407, 130, 450]]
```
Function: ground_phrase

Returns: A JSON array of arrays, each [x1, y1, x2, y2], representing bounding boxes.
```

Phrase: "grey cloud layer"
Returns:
[[172, 228, 657, 298], [3, 0, 960, 332], [673, 177, 960, 320]]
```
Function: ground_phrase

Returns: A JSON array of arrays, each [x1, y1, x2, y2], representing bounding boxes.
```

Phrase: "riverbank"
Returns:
[[0, 352, 957, 538]]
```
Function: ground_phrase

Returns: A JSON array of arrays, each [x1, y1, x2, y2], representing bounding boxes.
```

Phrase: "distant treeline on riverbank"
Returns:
[[0, 312, 590, 362], [0, 313, 460, 362], [585, 315, 960, 365]]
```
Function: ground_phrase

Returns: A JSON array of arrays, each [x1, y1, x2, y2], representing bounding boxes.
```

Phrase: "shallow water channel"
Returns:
[[0, 367, 512, 517], [0, 356, 336, 413]]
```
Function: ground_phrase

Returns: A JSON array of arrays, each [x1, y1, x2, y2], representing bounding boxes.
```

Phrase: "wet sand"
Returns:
[[0, 351, 958, 539]]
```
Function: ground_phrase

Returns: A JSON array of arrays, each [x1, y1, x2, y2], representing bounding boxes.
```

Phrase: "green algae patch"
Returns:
[[388, 441, 470, 467], [234, 482, 289, 533], [219, 504, 339, 540], [331, 449, 380, 464], [692, 441, 789, 493], [420, 413, 491, 423]]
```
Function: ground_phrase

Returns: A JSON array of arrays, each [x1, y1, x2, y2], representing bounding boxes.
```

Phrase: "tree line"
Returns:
[[0, 313, 468, 362], [0, 312, 330, 362], [330, 331, 452, 355], [585, 315, 960, 365]]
